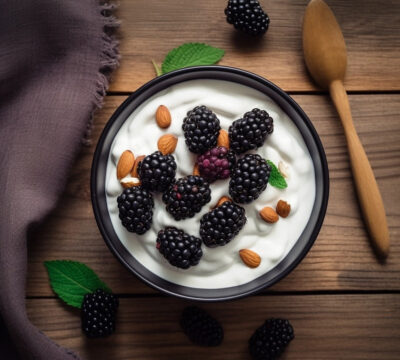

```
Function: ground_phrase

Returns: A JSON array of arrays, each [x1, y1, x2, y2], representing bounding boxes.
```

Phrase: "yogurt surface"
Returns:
[[105, 79, 315, 289]]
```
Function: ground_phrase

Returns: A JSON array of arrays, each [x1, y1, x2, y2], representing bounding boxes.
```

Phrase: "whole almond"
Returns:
[[193, 163, 200, 176], [276, 200, 291, 218], [217, 129, 229, 148], [212, 196, 232, 209], [156, 105, 171, 128], [121, 177, 141, 188], [260, 207, 279, 223], [131, 155, 145, 177], [239, 249, 261, 268], [117, 150, 135, 180], [158, 134, 178, 155]]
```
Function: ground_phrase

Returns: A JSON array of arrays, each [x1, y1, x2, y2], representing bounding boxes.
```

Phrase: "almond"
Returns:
[[193, 163, 200, 176], [156, 105, 171, 128], [131, 155, 145, 177], [217, 129, 229, 148], [158, 134, 178, 155], [117, 150, 135, 180], [212, 196, 232, 209], [121, 177, 141, 188], [239, 249, 261, 268], [276, 200, 291, 218], [260, 207, 279, 223]]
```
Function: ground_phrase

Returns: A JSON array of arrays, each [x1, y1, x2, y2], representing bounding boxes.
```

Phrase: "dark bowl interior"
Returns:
[[91, 65, 329, 301]]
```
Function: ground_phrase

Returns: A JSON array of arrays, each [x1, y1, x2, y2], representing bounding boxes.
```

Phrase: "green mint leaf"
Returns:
[[266, 160, 288, 189], [161, 43, 224, 74], [44, 260, 111, 309]]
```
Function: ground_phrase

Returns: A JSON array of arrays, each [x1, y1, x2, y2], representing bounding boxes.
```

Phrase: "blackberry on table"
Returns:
[[225, 0, 270, 36], [81, 289, 119, 338], [229, 108, 273, 154], [182, 105, 221, 154], [181, 306, 224, 347], [138, 151, 176, 192], [249, 318, 294, 360], [162, 176, 211, 221], [156, 227, 203, 269], [117, 186, 154, 234], [197, 146, 236, 183], [229, 154, 271, 204], [200, 201, 246, 247]]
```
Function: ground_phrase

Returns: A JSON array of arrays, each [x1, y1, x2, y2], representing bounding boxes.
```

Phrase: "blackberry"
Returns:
[[81, 289, 119, 338], [229, 154, 271, 204], [249, 318, 294, 360], [197, 146, 236, 183], [117, 186, 154, 234], [181, 306, 224, 347], [200, 201, 246, 247], [182, 105, 221, 154], [229, 108, 273, 154], [138, 151, 176, 192], [162, 176, 211, 220], [156, 227, 203, 269], [225, 0, 270, 36]]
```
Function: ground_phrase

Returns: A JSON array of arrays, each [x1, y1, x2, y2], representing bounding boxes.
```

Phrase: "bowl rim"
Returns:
[[91, 65, 329, 302]]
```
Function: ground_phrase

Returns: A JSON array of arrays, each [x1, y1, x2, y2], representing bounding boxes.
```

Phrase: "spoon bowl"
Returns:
[[303, 0, 347, 88]]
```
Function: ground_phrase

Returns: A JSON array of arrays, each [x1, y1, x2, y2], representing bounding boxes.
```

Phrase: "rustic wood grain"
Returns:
[[27, 94, 400, 296], [27, 294, 400, 359], [109, 0, 400, 93]]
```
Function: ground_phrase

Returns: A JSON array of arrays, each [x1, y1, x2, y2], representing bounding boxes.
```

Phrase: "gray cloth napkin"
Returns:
[[0, 0, 119, 358]]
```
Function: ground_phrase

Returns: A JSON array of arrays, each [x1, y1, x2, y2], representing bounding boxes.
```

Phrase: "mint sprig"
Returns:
[[44, 260, 111, 308], [267, 160, 288, 189], [152, 43, 225, 76]]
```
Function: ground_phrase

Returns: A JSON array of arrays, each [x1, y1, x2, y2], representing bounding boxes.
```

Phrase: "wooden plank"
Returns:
[[109, 0, 400, 92], [27, 94, 400, 296], [26, 294, 400, 359]]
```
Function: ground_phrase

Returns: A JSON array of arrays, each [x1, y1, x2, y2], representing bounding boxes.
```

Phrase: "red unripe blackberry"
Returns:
[[197, 146, 236, 183]]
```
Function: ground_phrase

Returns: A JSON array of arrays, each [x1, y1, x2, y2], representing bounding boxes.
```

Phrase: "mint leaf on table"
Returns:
[[266, 160, 288, 189], [154, 43, 224, 75], [44, 260, 111, 309]]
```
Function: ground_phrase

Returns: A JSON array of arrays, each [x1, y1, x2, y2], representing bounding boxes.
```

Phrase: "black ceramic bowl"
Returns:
[[91, 66, 329, 301]]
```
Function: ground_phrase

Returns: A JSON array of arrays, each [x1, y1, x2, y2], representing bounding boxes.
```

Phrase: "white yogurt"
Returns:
[[105, 79, 315, 289]]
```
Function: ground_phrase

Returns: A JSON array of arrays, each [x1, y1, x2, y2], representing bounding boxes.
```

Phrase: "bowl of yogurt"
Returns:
[[91, 66, 329, 301]]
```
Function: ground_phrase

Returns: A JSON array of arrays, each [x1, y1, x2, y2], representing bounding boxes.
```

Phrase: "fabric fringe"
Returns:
[[82, 1, 120, 146]]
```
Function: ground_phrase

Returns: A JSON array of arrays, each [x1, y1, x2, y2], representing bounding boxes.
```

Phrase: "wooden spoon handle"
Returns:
[[329, 80, 390, 258]]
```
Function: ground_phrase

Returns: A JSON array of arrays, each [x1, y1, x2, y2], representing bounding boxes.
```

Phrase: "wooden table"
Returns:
[[26, 0, 400, 358]]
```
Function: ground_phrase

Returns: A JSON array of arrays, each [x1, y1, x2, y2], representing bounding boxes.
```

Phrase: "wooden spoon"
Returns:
[[302, 0, 390, 258]]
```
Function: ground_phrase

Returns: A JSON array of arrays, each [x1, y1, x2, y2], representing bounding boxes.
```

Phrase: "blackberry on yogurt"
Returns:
[[117, 186, 154, 234], [229, 108, 273, 154], [182, 105, 221, 154], [229, 154, 271, 204], [200, 201, 246, 247], [138, 151, 176, 192], [162, 176, 211, 220], [156, 227, 203, 269]]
